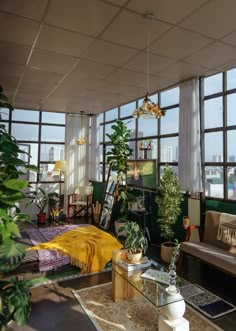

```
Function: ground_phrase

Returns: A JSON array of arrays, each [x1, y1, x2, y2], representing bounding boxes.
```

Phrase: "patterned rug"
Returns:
[[73, 283, 223, 331], [24, 224, 88, 271]]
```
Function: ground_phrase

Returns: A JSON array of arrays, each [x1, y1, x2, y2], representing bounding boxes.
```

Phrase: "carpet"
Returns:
[[24, 224, 88, 271], [73, 283, 223, 331], [180, 284, 236, 319]]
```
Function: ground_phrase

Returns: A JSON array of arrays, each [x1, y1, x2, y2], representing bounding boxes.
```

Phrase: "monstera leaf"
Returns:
[[0, 239, 25, 272]]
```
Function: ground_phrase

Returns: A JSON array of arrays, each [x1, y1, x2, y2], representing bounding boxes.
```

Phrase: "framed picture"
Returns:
[[99, 207, 111, 230]]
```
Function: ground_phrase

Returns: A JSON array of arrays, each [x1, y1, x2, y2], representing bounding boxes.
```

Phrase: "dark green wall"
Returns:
[[205, 199, 236, 215]]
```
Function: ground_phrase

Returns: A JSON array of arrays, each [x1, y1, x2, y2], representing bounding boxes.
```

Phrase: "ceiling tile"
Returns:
[[101, 9, 171, 49], [0, 41, 31, 65], [158, 61, 206, 81], [36, 24, 94, 57], [0, 12, 39, 46], [150, 27, 212, 60], [105, 0, 127, 6], [0, 0, 48, 21], [104, 68, 146, 85], [45, 0, 119, 37], [123, 51, 176, 74], [183, 42, 236, 69], [83, 39, 139, 67], [136, 75, 180, 93], [29, 49, 77, 74], [179, 0, 236, 39], [126, 0, 207, 24], [0, 63, 25, 89], [221, 31, 236, 47]]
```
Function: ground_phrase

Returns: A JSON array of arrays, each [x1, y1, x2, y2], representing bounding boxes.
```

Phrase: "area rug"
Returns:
[[24, 224, 88, 271], [73, 283, 223, 331], [180, 284, 236, 319]]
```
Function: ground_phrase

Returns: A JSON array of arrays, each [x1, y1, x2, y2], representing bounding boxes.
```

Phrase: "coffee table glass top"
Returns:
[[112, 261, 185, 308]]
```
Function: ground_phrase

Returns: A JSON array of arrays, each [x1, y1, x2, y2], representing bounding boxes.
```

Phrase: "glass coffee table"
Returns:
[[112, 250, 189, 331]]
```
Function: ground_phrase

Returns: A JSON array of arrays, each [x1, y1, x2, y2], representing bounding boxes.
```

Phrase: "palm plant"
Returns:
[[0, 85, 36, 328]]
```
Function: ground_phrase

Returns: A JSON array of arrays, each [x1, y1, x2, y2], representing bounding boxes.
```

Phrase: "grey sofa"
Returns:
[[180, 210, 236, 277]]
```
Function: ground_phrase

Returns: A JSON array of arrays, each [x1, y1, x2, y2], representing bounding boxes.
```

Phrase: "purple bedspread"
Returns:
[[24, 224, 88, 272]]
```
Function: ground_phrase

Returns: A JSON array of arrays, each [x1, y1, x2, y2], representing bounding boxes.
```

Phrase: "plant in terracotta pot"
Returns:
[[106, 120, 133, 234], [25, 187, 59, 225], [155, 166, 184, 263], [118, 221, 148, 263]]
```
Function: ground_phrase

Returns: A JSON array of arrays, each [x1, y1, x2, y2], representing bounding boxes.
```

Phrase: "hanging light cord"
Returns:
[[147, 30, 150, 94]]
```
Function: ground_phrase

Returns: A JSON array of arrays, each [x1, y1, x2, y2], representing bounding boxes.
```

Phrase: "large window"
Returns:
[[99, 87, 180, 184], [202, 69, 236, 200]]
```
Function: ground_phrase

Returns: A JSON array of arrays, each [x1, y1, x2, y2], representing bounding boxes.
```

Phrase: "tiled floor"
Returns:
[[7, 218, 236, 331]]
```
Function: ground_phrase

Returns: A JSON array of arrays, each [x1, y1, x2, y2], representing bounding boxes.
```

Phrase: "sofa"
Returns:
[[180, 210, 236, 277]]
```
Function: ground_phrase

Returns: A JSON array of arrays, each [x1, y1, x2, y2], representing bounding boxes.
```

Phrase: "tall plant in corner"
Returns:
[[155, 165, 183, 263], [106, 120, 133, 232], [0, 85, 36, 329]]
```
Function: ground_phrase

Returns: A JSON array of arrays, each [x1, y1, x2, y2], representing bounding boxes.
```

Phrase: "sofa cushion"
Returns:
[[204, 211, 230, 250], [181, 241, 236, 276]]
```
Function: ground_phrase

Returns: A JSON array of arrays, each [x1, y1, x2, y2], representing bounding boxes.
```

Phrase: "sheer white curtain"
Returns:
[[64, 114, 89, 212], [179, 78, 203, 193], [89, 114, 100, 181]]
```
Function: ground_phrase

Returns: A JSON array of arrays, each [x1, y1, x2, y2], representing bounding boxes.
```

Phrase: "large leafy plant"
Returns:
[[0, 85, 36, 328], [155, 166, 184, 242], [119, 221, 148, 254], [106, 120, 133, 218], [25, 187, 59, 214]]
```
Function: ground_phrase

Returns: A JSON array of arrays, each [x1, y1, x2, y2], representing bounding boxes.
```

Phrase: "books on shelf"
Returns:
[[117, 256, 151, 271], [141, 268, 170, 285]]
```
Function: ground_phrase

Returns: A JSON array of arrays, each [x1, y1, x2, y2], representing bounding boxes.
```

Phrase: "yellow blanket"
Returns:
[[27, 225, 123, 273]]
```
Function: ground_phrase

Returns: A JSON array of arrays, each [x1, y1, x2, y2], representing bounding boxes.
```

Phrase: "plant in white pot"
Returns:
[[118, 221, 148, 263], [155, 166, 184, 263], [106, 120, 133, 235]]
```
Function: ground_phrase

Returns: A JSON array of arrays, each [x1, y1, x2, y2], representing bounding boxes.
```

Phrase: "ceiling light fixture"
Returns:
[[132, 14, 166, 119]]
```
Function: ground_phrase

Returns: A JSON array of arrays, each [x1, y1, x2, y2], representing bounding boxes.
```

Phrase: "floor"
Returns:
[[7, 217, 236, 331]]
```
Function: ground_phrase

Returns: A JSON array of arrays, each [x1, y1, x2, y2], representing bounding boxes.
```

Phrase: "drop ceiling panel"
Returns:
[[150, 27, 213, 60], [36, 25, 94, 57], [21, 68, 63, 92], [29, 49, 78, 74], [45, 0, 120, 37], [104, 68, 146, 85], [0, 63, 25, 90], [123, 51, 176, 74], [101, 9, 172, 49], [158, 61, 206, 81], [0, 12, 39, 46], [126, 0, 208, 24], [0, 41, 31, 65], [184, 42, 236, 69], [83, 39, 139, 67], [0, 0, 48, 21], [179, 0, 236, 39], [221, 31, 236, 47]]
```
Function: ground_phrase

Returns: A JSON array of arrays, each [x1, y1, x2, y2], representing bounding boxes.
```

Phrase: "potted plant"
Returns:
[[0, 85, 35, 329], [155, 166, 184, 263], [118, 221, 148, 263], [26, 187, 59, 225], [106, 120, 133, 234]]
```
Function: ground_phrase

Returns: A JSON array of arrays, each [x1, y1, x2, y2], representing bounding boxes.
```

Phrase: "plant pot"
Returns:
[[161, 242, 179, 264], [115, 220, 128, 237], [37, 213, 47, 225], [126, 251, 142, 263]]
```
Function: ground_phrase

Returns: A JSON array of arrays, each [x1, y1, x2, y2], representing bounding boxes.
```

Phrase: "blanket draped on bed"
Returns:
[[27, 225, 123, 273]]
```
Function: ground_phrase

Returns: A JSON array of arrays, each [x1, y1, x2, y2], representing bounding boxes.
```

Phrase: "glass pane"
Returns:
[[137, 118, 157, 137], [42, 112, 65, 124], [105, 145, 112, 162], [99, 144, 103, 162], [137, 139, 157, 159], [0, 108, 9, 120], [12, 109, 39, 122], [228, 167, 236, 200], [161, 107, 179, 134], [204, 73, 223, 96], [105, 108, 118, 122], [227, 130, 236, 162], [2, 122, 9, 132], [129, 140, 136, 158], [227, 94, 236, 126], [41, 125, 65, 142], [160, 87, 179, 108], [99, 124, 104, 142], [105, 122, 114, 142], [204, 97, 223, 129], [120, 101, 136, 118], [40, 144, 65, 161], [12, 123, 39, 141], [227, 68, 236, 90], [160, 165, 178, 177], [18, 143, 38, 182], [125, 118, 136, 134], [204, 166, 223, 198], [39, 163, 65, 182], [160, 137, 179, 162], [98, 113, 104, 124], [204, 132, 223, 162]]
